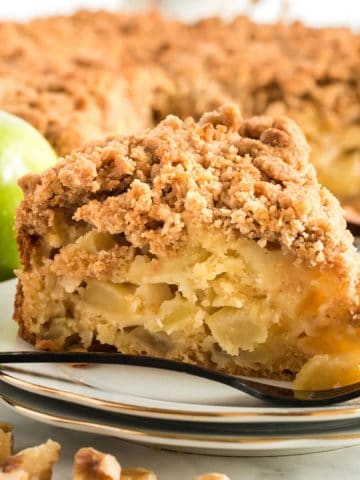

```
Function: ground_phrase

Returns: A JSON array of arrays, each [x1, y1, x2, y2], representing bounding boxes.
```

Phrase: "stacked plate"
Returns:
[[2, 278, 360, 457]]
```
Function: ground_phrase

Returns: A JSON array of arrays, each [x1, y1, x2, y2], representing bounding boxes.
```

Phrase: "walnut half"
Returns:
[[2, 439, 60, 480], [73, 448, 121, 480]]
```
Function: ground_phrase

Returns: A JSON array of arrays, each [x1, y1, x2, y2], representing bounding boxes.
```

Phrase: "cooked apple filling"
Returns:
[[15, 106, 360, 380], [15, 228, 358, 379]]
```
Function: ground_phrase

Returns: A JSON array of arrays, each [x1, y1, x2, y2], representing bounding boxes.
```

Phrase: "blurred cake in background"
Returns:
[[0, 9, 358, 213]]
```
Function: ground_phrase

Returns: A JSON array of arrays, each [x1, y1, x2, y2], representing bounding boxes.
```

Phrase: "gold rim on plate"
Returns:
[[2, 369, 360, 420], [3, 393, 360, 447]]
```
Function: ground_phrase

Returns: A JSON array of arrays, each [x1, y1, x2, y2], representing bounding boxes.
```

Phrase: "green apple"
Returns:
[[0, 111, 57, 280]]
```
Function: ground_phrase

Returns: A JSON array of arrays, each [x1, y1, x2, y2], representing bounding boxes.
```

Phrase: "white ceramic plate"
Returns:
[[2, 379, 360, 457], [3, 279, 360, 425]]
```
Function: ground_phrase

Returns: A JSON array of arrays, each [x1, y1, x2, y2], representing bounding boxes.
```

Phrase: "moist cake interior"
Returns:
[[16, 229, 359, 379], [15, 106, 360, 381]]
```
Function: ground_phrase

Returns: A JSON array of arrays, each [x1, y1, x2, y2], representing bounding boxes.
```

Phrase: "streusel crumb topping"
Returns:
[[17, 105, 357, 274], [1, 10, 360, 157]]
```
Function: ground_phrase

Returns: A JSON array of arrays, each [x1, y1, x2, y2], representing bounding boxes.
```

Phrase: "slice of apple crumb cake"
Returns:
[[14, 104, 360, 382]]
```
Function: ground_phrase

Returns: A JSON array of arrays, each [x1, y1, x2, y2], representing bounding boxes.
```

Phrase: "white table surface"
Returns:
[[1, 401, 360, 479]]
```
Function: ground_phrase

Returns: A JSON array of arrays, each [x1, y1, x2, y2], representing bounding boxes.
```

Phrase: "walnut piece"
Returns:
[[121, 468, 157, 480], [2, 440, 60, 480], [0, 435, 232, 480], [0, 471, 30, 480], [73, 448, 121, 480]]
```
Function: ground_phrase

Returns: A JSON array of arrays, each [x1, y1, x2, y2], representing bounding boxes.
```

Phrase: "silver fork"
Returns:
[[0, 351, 360, 407]]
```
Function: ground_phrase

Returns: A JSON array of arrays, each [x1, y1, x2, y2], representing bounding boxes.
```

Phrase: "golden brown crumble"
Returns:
[[1, 10, 360, 155], [16, 105, 358, 278]]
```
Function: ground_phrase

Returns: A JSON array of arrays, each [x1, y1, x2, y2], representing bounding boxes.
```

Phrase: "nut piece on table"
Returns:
[[0, 471, 30, 479], [2, 439, 60, 480], [121, 468, 157, 480], [194, 475, 231, 480], [73, 448, 121, 480], [0, 424, 13, 466]]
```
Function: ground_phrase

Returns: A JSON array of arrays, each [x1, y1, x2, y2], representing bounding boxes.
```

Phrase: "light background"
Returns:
[[0, 0, 359, 28]]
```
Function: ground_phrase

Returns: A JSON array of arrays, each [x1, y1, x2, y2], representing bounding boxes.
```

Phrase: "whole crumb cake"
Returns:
[[15, 105, 360, 381], [0, 10, 359, 208]]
